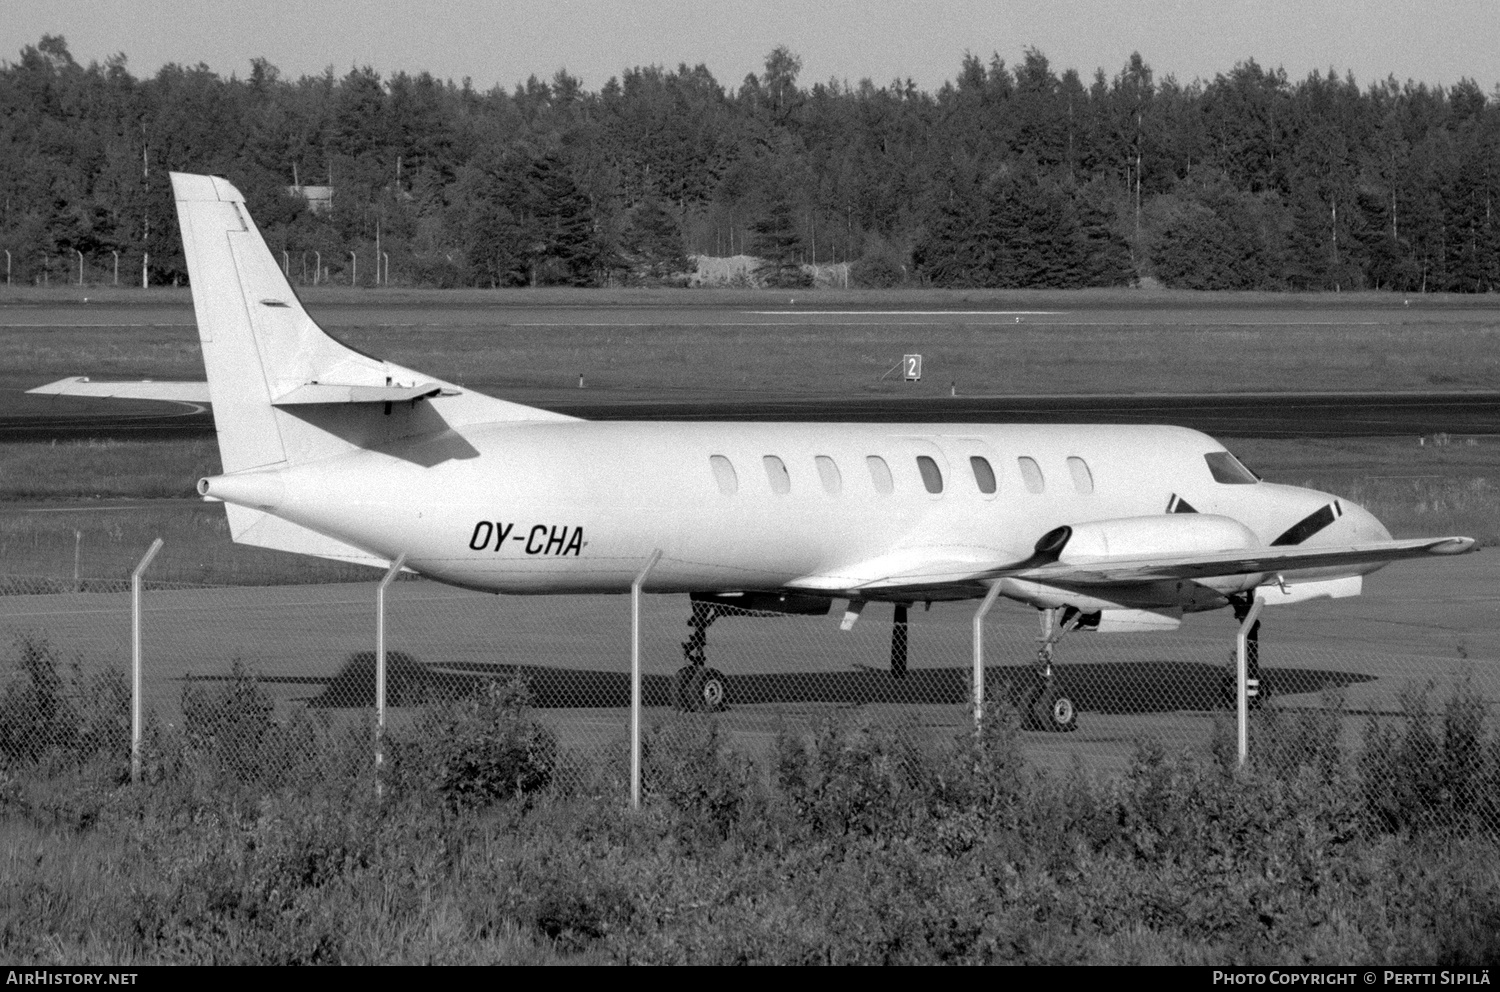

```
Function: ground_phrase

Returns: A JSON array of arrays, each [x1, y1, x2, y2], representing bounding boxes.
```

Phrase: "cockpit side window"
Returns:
[[1204, 450, 1260, 485]]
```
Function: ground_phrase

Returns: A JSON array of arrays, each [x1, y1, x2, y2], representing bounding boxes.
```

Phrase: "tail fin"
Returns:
[[171, 172, 573, 473]]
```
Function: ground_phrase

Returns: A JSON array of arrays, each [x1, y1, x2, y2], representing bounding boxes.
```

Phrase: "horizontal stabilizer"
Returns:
[[28, 377, 210, 403], [271, 382, 451, 405]]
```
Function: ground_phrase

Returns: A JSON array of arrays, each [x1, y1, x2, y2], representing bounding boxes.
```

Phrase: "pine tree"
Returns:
[[749, 185, 808, 287], [620, 196, 690, 284]]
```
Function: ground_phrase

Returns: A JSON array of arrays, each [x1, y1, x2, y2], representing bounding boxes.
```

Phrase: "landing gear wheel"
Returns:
[[683, 667, 728, 712], [1032, 683, 1078, 733]]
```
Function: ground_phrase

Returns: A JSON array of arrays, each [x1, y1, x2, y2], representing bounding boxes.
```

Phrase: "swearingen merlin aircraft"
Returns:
[[32, 173, 1478, 730]]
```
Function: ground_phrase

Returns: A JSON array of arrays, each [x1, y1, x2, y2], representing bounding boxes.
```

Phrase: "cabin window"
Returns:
[[763, 455, 791, 494], [1067, 456, 1094, 494], [1018, 456, 1045, 493], [815, 455, 842, 494], [866, 455, 894, 495], [1205, 451, 1259, 485], [916, 455, 943, 494], [970, 456, 997, 494], [709, 455, 737, 495]]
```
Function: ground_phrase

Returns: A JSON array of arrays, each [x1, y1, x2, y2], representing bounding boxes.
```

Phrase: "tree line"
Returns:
[[2, 34, 1499, 291]]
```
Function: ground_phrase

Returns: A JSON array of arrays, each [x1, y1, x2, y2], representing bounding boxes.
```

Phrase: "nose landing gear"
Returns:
[[1022, 608, 1081, 732], [1220, 594, 1271, 710]]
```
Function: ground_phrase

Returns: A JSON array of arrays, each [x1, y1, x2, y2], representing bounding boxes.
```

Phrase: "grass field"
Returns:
[[5, 287, 1500, 399]]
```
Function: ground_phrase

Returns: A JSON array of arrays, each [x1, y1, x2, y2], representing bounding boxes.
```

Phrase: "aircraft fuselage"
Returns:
[[202, 418, 1388, 608]]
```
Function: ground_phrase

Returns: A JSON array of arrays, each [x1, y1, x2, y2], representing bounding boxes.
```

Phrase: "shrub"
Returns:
[[774, 714, 933, 840], [0, 631, 128, 771], [182, 660, 276, 781], [389, 675, 557, 810], [1361, 677, 1500, 837], [641, 717, 759, 843], [851, 242, 909, 288]]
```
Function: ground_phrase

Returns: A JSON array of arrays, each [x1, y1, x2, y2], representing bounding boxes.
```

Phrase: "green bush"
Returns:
[[182, 660, 276, 782], [1360, 677, 1500, 837], [388, 675, 557, 811], [0, 631, 128, 771], [641, 717, 760, 845]]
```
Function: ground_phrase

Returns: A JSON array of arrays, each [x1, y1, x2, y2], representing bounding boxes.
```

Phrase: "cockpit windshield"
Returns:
[[1204, 450, 1260, 485]]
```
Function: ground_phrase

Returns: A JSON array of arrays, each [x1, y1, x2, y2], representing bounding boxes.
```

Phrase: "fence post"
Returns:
[[971, 581, 1003, 731], [131, 538, 164, 784], [375, 553, 407, 796], [631, 550, 663, 811], [1236, 594, 1265, 768]]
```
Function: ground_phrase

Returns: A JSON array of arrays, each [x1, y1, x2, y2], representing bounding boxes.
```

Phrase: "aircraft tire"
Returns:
[[1033, 684, 1078, 733], [686, 667, 729, 712]]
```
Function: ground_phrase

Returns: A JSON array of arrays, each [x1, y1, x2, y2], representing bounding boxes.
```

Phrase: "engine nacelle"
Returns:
[[1045, 514, 1260, 564]]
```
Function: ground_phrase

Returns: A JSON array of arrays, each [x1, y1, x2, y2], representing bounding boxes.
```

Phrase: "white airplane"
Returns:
[[33, 173, 1477, 729]]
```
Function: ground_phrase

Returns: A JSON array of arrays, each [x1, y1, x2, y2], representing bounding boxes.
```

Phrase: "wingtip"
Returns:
[[26, 376, 87, 395], [1430, 537, 1478, 555]]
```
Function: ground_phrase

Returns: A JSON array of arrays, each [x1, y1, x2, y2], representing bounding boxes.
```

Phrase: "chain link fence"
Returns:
[[1, 543, 1497, 833]]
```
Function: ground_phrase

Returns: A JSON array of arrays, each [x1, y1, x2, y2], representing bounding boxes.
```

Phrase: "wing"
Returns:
[[786, 536, 1475, 600], [28, 377, 211, 403], [1006, 535, 1475, 585]]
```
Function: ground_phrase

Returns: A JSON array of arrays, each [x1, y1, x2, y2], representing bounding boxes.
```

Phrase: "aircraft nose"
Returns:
[[1342, 499, 1391, 543]]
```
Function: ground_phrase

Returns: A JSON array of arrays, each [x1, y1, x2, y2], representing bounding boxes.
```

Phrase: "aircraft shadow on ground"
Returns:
[[208, 652, 1376, 713]]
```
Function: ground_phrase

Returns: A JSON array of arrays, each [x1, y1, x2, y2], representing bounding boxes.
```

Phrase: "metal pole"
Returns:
[[1236, 595, 1265, 767], [631, 549, 663, 811], [382, 252, 389, 286], [142, 253, 148, 288], [76, 249, 83, 286], [314, 251, 321, 286], [349, 251, 356, 286], [971, 581, 1003, 730], [131, 538, 164, 784], [376, 553, 407, 795], [112, 250, 119, 286]]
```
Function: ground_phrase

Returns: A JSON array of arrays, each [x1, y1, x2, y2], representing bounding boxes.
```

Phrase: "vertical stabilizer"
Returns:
[[173, 173, 291, 472], [172, 171, 578, 476]]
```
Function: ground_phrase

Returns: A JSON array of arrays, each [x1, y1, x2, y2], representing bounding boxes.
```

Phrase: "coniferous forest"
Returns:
[[3, 34, 1499, 291]]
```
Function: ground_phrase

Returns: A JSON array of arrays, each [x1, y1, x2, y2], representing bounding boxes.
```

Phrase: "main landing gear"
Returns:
[[676, 598, 729, 712], [890, 603, 909, 679], [1020, 608, 1081, 733]]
